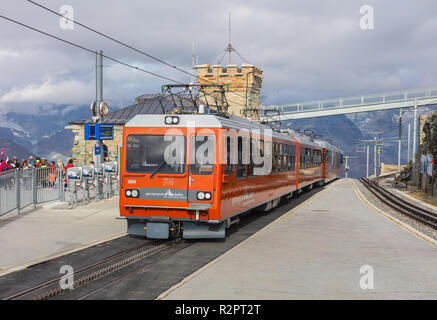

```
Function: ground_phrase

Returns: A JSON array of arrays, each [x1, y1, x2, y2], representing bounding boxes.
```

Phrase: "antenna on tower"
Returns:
[[191, 42, 195, 83], [228, 12, 231, 64], [217, 12, 249, 65]]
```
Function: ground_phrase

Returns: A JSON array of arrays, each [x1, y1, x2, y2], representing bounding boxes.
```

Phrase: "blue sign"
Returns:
[[95, 146, 101, 155], [85, 123, 114, 140]]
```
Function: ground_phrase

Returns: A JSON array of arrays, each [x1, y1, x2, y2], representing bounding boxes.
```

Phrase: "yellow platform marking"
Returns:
[[352, 180, 437, 248], [156, 179, 342, 300]]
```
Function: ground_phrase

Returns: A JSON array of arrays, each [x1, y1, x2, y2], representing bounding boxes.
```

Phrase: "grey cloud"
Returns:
[[1, 0, 437, 112]]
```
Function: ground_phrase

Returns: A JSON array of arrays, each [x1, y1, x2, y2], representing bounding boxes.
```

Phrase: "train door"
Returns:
[[187, 133, 217, 210], [322, 149, 327, 181]]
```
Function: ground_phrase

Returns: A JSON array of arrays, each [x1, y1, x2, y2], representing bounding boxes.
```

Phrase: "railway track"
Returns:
[[360, 178, 437, 229], [3, 239, 180, 300], [2, 183, 328, 300]]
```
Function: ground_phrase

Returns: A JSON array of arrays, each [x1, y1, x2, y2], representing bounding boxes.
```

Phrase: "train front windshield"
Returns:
[[126, 135, 186, 174]]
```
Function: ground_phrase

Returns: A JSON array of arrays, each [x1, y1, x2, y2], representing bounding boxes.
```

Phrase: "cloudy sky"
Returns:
[[1, 0, 437, 114]]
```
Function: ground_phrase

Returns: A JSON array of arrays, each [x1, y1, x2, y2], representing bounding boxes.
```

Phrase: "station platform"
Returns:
[[0, 197, 125, 276], [159, 178, 437, 300]]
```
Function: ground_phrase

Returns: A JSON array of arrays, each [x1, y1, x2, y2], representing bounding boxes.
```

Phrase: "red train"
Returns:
[[119, 113, 343, 239]]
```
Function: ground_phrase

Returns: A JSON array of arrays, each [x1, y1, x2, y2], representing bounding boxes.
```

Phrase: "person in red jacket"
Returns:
[[63, 159, 74, 187], [0, 158, 7, 189], [48, 161, 56, 188], [0, 158, 7, 173], [64, 159, 74, 173]]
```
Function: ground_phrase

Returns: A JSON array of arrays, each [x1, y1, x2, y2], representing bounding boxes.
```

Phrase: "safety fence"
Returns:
[[0, 163, 119, 216]]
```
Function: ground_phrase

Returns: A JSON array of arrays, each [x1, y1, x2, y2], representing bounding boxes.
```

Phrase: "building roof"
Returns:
[[69, 94, 199, 125]]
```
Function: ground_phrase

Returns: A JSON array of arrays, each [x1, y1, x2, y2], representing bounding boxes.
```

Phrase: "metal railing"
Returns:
[[0, 170, 18, 216], [0, 167, 63, 217], [262, 86, 437, 115], [0, 164, 119, 216]]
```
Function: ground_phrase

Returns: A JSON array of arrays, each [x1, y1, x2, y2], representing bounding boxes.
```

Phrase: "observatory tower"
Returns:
[[194, 13, 263, 120]]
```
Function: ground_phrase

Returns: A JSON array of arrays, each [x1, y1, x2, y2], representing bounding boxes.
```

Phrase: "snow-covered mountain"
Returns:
[[0, 104, 91, 160]]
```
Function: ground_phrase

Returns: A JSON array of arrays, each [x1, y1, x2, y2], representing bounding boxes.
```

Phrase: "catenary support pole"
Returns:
[[374, 137, 377, 176], [96, 50, 103, 165], [398, 108, 402, 173], [95, 50, 103, 199], [412, 98, 418, 184], [378, 146, 381, 175], [366, 145, 369, 178], [407, 123, 411, 163]]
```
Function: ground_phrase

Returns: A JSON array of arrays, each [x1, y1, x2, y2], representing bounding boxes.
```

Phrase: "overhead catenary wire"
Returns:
[[0, 14, 181, 84], [0, 13, 252, 112], [26, 0, 265, 108]]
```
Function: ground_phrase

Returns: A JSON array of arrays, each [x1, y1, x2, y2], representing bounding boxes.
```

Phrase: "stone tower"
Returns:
[[195, 63, 263, 120]]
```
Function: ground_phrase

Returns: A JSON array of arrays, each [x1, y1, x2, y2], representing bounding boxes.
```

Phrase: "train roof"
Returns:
[[126, 113, 340, 151]]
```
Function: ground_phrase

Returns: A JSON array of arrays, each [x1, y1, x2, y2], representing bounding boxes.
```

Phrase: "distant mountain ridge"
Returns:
[[0, 104, 91, 160], [0, 102, 433, 177], [0, 138, 34, 160]]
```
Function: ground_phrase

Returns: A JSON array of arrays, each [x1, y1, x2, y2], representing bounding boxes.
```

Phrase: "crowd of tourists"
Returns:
[[0, 155, 74, 175], [0, 151, 75, 190]]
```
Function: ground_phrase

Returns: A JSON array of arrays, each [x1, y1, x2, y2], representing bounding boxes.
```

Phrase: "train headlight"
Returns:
[[165, 116, 179, 125], [125, 190, 132, 197], [165, 116, 173, 124], [131, 189, 139, 198], [196, 191, 211, 200]]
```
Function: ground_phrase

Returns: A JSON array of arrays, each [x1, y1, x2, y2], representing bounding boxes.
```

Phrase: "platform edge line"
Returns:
[[155, 180, 340, 300], [352, 180, 437, 248]]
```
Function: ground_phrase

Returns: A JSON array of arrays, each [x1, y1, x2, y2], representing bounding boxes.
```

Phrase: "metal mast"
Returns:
[[217, 12, 249, 65], [96, 50, 103, 165], [228, 12, 231, 64]]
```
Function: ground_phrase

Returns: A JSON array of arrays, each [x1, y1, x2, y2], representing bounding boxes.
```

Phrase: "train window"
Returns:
[[272, 143, 277, 172], [247, 138, 255, 177], [224, 136, 233, 174], [286, 145, 290, 170], [289, 145, 296, 170], [281, 144, 288, 171], [190, 135, 215, 175], [236, 136, 246, 179], [272, 143, 280, 173], [304, 148, 311, 168], [314, 149, 320, 167], [126, 134, 186, 174], [253, 139, 265, 170]]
